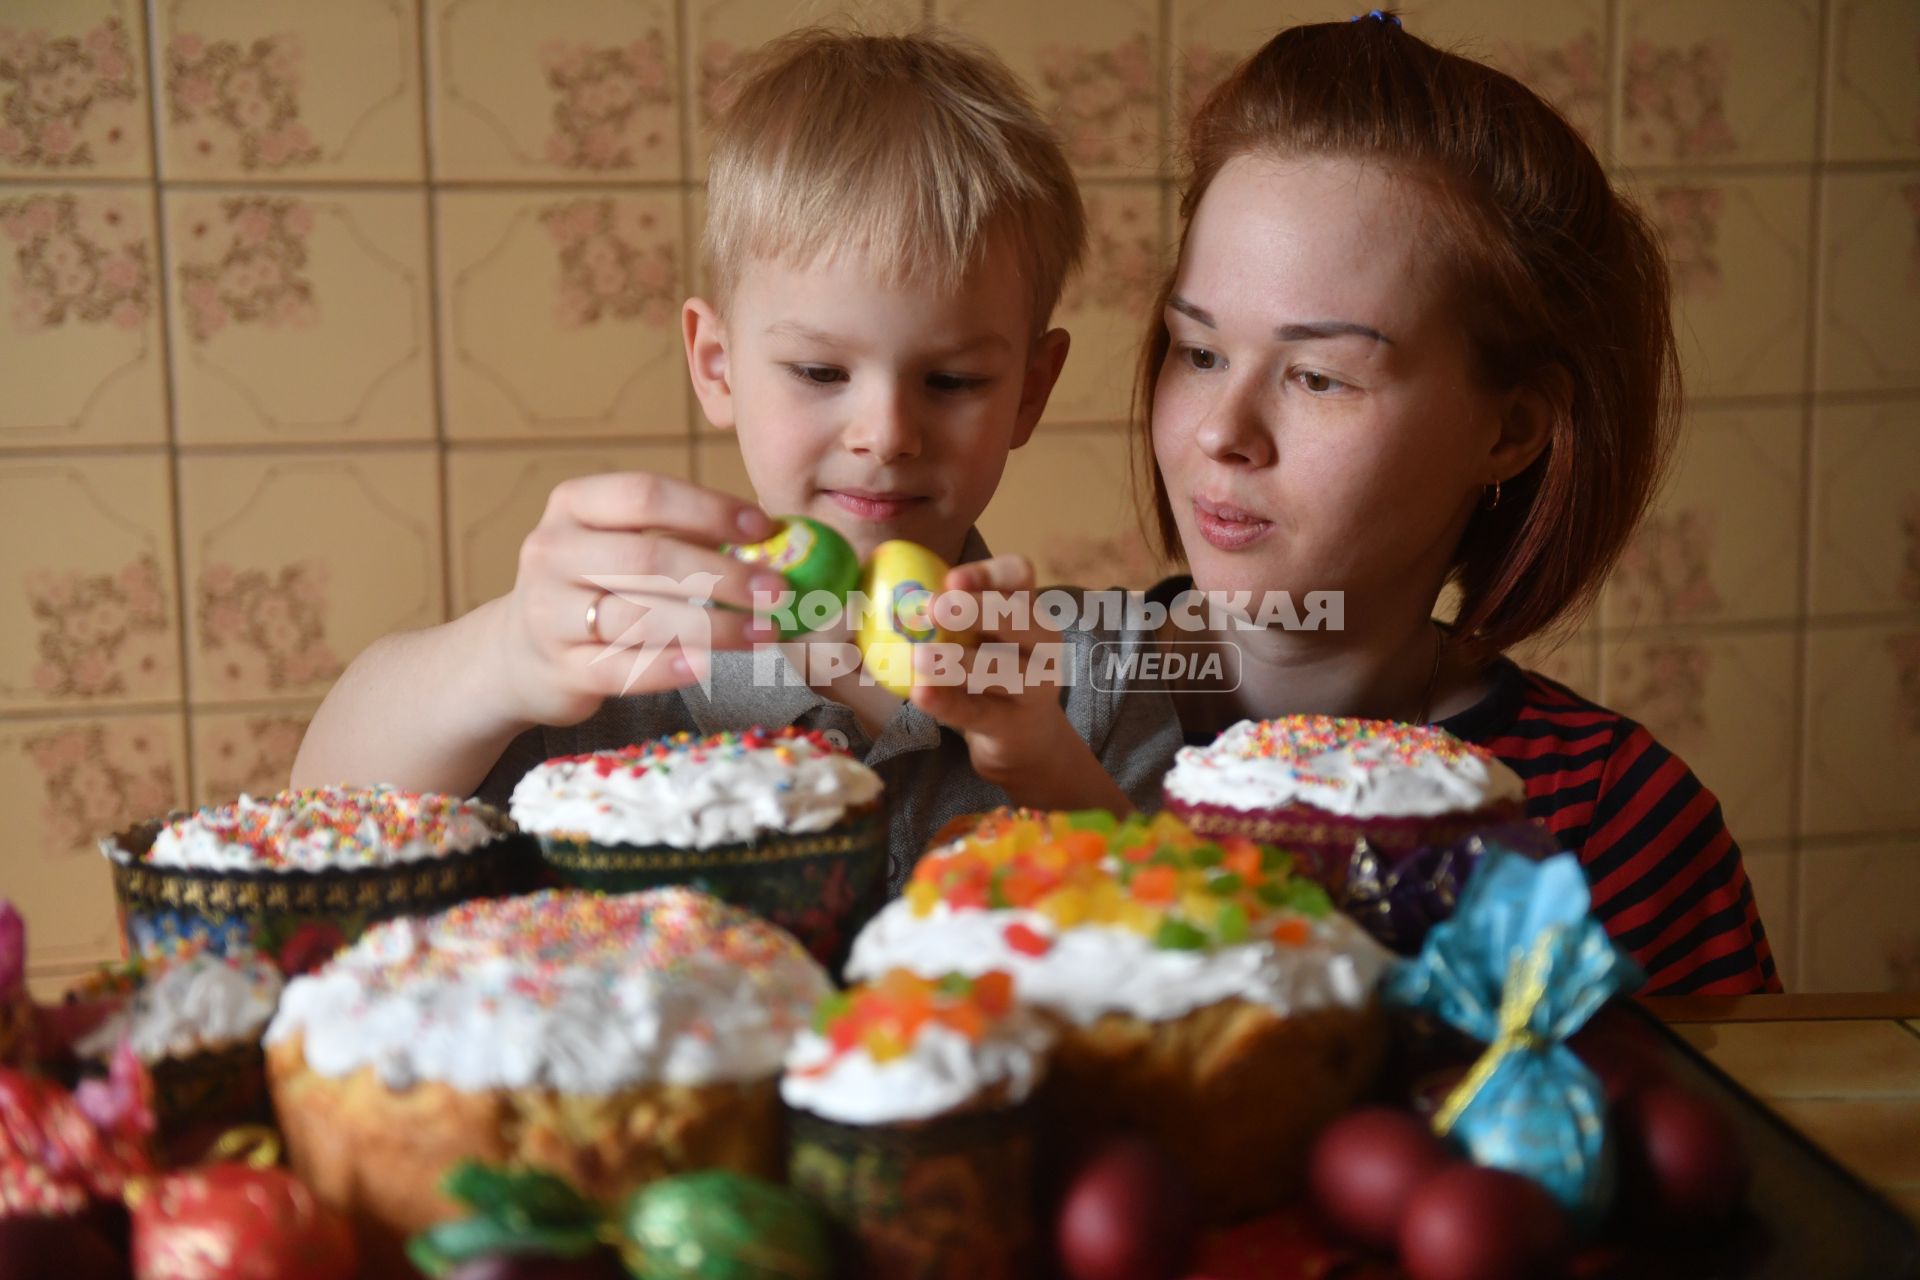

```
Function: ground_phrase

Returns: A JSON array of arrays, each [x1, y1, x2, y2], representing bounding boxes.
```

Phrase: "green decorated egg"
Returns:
[[726, 517, 859, 639], [615, 1171, 832, 1280]]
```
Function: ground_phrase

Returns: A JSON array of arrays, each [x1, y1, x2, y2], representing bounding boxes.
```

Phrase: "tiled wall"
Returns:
[[0, 0, 1915, 993]]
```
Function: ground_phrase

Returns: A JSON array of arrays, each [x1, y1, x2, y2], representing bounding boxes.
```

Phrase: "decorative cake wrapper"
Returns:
[[1380, 849, 1644, 1229], [1165, 800, 1524, 893], [537, 807, 888, 975], [786, 1100, 1036, 1279], [1337, 819, 1561, 955], [103, 816, 536, 975]]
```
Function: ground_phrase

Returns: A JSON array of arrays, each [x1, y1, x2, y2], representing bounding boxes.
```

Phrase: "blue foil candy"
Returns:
[[1339, 819, 1561, 955], [1381, 850, 1645, 1230]]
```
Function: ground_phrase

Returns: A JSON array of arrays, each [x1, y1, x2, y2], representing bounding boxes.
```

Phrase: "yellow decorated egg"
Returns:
[[857, 540, 967, 697]]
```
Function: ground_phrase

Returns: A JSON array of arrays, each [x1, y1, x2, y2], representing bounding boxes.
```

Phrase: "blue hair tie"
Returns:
[[1350, 9, 1403, 25]]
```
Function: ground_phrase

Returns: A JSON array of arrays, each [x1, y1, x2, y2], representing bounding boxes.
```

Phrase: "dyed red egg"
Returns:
[[1398, 1165, 1568, 1280], [130, 1163, 355, 1280], [0, 1213, 129, 1280], [1568, 1021, 1669, 1106], [1619, 1083, 1750, 1225], [1055, 1136, 1197, 1280], [1308, 1108, 1456, 1249]]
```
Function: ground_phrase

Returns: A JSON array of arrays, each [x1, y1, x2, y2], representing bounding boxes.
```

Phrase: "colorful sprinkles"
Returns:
[[546, 725, 850, 782], [147, 784, 501, 869], [906, 809, 1332, 953], [1202, 716, 1499, 793], [351, 888, 818, 1010]]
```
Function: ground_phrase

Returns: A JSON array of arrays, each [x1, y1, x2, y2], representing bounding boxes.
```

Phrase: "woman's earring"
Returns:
[[1485, 479, 1501, 510]]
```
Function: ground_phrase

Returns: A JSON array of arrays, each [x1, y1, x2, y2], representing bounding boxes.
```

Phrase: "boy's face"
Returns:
[[684, 232, 1069, 565]]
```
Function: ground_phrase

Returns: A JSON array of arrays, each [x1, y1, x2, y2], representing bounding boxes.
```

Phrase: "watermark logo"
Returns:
[[576, 580, 1338, 695], [1090, 641, 1243, 693], [583, 571, 722, 694]]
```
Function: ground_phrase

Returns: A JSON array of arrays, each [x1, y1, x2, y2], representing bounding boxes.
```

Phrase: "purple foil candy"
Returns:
[[1339, 820, 1560, 954], [0, 902, 22, 999]]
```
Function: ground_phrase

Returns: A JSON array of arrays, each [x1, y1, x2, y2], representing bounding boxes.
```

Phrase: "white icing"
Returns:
[[117, 786, 503, 873], [265, 889, 832, 1094], [78, 951, 282, 1063], [1163, 717, 1524, 819], [509, 734, 883, 849], [781, 1008, 1054, 1125], [847, 900, 1390, 1026]]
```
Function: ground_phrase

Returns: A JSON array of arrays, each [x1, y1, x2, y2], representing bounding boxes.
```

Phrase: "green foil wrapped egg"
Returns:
[[726, 516, 859, 639], [616, 1171, 833, 1280]]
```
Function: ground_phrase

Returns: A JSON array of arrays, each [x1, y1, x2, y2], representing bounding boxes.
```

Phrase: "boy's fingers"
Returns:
[[944, 554, 1035, 595], [566, 601, 764, 696], [530, 527, 785, 613], [551, 471, 773, 544]]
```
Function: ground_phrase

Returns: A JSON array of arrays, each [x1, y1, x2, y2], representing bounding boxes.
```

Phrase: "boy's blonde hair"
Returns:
[[704, 27, 1086, 336]]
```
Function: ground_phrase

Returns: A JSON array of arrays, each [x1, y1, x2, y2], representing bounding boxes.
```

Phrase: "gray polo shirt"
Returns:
[[475, 536, 1180, 889]]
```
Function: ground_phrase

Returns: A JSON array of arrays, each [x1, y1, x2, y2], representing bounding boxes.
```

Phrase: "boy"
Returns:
[[291, 28, 1179, 878]]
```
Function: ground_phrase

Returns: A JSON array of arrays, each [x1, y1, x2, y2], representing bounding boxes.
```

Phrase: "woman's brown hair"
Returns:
[[1136, 15, 1678, 659]]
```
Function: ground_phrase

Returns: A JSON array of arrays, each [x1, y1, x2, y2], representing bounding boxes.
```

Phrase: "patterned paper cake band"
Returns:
[[1338, 819, 1562, 955], [1162, 799, 1525, 893], [536, 807, 887, 976], [106, 818, 537, 975], [786, 1099, 1037, 1278]]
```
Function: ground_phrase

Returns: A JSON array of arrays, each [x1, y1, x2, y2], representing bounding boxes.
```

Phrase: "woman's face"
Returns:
[[1152, 153, 1513, 623]]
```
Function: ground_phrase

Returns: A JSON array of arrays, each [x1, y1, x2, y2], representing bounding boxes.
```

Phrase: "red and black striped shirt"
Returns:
[[1433, 659, 1780, 996]]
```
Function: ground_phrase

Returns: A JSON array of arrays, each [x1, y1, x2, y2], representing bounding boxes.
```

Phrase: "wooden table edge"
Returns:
[[1639, 992, 1920, 1023]]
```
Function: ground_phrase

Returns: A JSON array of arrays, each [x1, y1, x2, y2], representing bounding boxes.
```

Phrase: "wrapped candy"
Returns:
[[129, 1128, 355, 1280], [409, 1162, 608, 1277], [1338, 821, 1561, 955], [616, 1171, 832, 1280], [1381, 850, 1643, 1230], [1, 1042, 154, 1217], [0, 903, 31, 1070]]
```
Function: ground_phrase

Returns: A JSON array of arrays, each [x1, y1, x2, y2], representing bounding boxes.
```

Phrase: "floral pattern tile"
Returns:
[[1810, 399, 1920, 618], [980, 428, 1164, 589], [177, 451, 443, 704], [164, 188, 434, 444], [681, 0, 920, 175], [439, 190, 688, 440], [1819, 172, 1920, 394], [1635, 174, 1811, 398], [1600, 628, 1798, 844], [428, 0, 681, 182], [0, 457, 181, 712], [190, 705, 313, 805], [1601, 404, 1804, 629], [0, 712, 186, 966], [1046, 183, 1169, 425], [0, 0, 148, 177], [1616, 0, 1819, 167], [156, 0, 423, 179], [1799, 841, 1920, 993], [1803, 622, 1920, 837], [1824, 0, 1920, 163], [939, 0, 1162, 178], [445, 443, 694, 614], [0, 185, 166, 447]]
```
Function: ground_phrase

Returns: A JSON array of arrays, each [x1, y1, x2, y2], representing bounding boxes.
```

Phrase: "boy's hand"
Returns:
[[909, 556, 1129, 814], [492, 472, 788, 727]]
